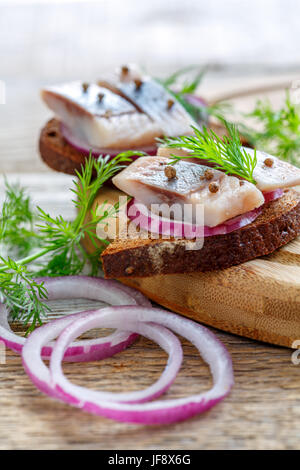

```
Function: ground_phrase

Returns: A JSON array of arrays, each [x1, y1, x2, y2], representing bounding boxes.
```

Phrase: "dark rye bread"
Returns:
[[102, 189, 300, 278], [39, 118, 92, 175]]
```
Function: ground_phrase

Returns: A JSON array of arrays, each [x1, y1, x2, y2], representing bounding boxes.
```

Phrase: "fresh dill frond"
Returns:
[[160, 66, 231, 126], [160, 120, 257, 184], [35, 152, 135, 277], [71, 151, 140, 230], [0, 179, 41, 257], [0, 257, 50, 334], [160, 65, 204, 89], [0, 151, 138, 331], [157, 66, 208, 123], [177, 68, 206, 95], [243, 92, 300, 166]]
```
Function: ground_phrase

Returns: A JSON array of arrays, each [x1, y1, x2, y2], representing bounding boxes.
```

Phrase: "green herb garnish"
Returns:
[[159, 66, 231, 125], [158, 66, 208, 122], [160, 120, 257, 184], [0, 179, 42, 258], [243, 92, 300, 166], [0, 151, 138, 332]]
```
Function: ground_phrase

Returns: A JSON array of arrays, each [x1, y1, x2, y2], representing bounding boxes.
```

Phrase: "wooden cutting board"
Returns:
[[122, 244, 300, 348], [83, 188, 300, 349]]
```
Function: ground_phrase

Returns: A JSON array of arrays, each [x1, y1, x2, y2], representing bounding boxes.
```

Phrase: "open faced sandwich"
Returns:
[[39, 64, 205, 175], [101, 128, 300, 278]]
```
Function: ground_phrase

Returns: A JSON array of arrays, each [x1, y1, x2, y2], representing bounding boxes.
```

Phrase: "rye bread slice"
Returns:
[[102, 189, 300, 278], [39, 118, 89, 175]]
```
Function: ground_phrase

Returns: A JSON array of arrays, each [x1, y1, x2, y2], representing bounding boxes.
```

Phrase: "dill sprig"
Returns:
[[160, 120, 257, 184], [158, 66, 208, 123], [0, 257, 50, 334], [243, 92, 300, 166], [34, 152, 134, 277], [0, 179, 41, 258], [0, 151, 137, 332], [159, 66, 231, 125], [161, 65, 206, 95]]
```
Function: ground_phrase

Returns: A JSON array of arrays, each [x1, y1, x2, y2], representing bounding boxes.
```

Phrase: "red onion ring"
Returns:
[[263, 188, 284, 204], [0, 276, 150, 361], [23, 306, 233, 425], [22, 312, 183, 404], [60, 123, 157, 158], [126, 189, 284, 239], [127, 198, 262, 239]]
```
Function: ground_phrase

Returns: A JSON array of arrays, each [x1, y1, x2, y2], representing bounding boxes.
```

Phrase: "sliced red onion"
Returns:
[[127, 198, 262, 239], [0, 276, 150, 361], [22, 312, 183, 404], [60, 123, 157, 158], [263, 188, 284, 203], [26, 306, 233, 425]]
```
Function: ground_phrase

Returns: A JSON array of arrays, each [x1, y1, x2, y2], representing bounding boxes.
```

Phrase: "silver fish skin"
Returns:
[[158, 146, 300, 192], [113, 156, 264, 227], [41, 81, 161, 148], [98, 70, 198, 137]]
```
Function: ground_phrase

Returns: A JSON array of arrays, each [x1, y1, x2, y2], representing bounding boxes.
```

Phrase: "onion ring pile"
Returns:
[[1, 276, 234, 425]]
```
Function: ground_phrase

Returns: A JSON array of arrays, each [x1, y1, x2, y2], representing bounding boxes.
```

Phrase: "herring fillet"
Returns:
[[41, 77, 198, 149], [112, 156, 264, 227], [41, 81, 161, 148], [158, 146, 300, 192], [98, 77, 198, 137], [247, 148, 300, 191]]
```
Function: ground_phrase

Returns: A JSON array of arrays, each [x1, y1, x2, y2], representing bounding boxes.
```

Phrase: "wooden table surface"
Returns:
[[1, 3, 300, 445]]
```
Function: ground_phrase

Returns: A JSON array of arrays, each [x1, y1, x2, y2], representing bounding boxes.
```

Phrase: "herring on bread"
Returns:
[[101, 150, 300, 278], [102, 188, 300, 278], [39, 65, 202, 175]]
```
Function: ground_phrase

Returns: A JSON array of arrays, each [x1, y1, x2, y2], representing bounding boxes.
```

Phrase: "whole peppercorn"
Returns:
[[204, 169, 214, 181], [97, 92, 104, 103], [82, 82, 89, 93], [121, 65, 129, 76], [164, 166, 177, 179], [167, 99, 174, 110], [209, 182, 219, 193], [134, 78, 143, 91], [264, 157, 274, 167]]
